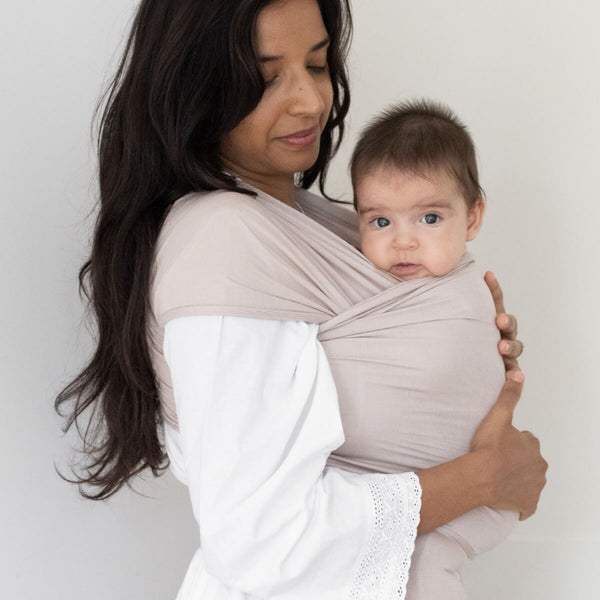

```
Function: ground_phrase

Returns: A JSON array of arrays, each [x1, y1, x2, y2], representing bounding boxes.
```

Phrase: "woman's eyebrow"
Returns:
[[259, 37, 330, 63], [310, 37, 330, 52]]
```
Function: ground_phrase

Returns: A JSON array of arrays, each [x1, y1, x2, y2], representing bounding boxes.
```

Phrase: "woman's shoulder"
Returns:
[[167, 188, 263, 225], [152, 189, 272, 322], [158, 189, 269, 247]]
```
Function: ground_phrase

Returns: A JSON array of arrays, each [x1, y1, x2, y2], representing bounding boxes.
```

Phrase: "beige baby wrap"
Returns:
[[150, 186, 517, 599]]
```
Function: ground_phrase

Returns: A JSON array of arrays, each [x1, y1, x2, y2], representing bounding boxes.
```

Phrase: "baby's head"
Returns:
[[351, 100, 485, 280]]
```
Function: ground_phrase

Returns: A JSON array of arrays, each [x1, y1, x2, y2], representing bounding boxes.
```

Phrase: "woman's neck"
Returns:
[[223, 165, 297, 208], [254, 177, 297, 208]]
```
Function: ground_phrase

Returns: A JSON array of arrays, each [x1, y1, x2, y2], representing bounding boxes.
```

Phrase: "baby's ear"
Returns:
[[466, 198, 485, 241]]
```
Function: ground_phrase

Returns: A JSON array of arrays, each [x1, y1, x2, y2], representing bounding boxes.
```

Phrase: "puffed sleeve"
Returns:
[[163, 315, 421, 599]]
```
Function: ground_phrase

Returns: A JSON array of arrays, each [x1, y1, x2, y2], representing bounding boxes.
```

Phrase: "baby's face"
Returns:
[[356, 167, 484, 280]]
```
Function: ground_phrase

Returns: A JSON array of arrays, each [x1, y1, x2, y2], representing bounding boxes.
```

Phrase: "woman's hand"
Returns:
[[470, 370, 548, 520], [417, 371, 547, 534], [484, 271, 523, 371]]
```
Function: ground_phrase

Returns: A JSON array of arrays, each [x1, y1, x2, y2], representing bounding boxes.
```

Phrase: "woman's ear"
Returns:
[[466, 198, 485, 241]]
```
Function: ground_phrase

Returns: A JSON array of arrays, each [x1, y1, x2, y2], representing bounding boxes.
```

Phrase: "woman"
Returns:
[[57, 0, 547, 598]]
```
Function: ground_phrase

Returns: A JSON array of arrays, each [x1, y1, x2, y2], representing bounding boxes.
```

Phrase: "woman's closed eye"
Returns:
[[420, 213, 441, 225], [263, 73, 279, 87], [371, 217, 391, 228], [263, 64, 326, 87], [307, 64, 327, 73]]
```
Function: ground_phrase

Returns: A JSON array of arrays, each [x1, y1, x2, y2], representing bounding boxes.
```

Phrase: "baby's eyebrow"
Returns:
[[358, 200, 455, 215], [413, 199, 454, 210], [357, 204, 384, 215], [407, 201, 458, 214]]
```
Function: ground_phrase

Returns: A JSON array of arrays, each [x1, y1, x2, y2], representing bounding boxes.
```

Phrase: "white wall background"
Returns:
[[2, 1, 598, 598]]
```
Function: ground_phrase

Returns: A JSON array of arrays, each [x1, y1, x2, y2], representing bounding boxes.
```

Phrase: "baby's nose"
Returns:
[[392, 230, 418, 249]]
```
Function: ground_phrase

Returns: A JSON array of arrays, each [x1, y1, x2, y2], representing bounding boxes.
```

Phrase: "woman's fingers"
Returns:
[[499, 338, 524, 358], [485, 272, 524, 370], [498, 336, 521, 371], [493, 370, 525, 418], [517, 430, 548, 520], [484, 271, 505, 316], [485, 273, 519, 340], [471, 371, 524, 444], [520, 430, 541, 450], [496, 313, 518, 340]]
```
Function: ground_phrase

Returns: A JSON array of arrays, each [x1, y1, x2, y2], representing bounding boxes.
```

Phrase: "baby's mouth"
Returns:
[[391, 262, 421, 275]]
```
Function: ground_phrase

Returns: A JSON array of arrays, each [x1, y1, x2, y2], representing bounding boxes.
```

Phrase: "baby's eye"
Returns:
[[372, 217, 391, 228], [421, 213, 440, 225]]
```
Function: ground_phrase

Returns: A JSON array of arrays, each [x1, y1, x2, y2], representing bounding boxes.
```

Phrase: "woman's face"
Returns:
[[220, 0, 333, 188]]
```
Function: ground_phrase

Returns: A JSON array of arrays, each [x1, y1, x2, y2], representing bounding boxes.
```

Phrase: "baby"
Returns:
[[328, 99, 517, 599], [352, 99, 484, 282]]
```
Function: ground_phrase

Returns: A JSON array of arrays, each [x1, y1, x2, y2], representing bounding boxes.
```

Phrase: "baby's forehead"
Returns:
[[357, 163, 456, 185], [355, 165, 467, 206]]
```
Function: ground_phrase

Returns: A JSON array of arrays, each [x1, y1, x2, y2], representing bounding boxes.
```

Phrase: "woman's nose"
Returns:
[[288, 70, 326, 116]]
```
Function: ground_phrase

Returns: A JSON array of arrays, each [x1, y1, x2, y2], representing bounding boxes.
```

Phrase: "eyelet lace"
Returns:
[[350, 472, 421, 599]]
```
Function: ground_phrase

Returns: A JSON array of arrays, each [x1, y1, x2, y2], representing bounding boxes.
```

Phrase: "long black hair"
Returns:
[[56, 0, 352, 500]]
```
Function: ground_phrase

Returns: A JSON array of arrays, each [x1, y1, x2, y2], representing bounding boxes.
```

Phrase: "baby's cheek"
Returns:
[[431, 244, 465, 275], [360, 234, 383, 266], [358, 232, 371, 255]]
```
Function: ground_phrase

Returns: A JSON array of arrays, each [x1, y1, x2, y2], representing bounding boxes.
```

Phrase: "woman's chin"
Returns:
[[288, 153, 321, 175]]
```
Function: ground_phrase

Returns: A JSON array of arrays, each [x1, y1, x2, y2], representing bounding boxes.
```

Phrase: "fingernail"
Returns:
[[509, 371, 524, 383], [500, 341, 510, 353]]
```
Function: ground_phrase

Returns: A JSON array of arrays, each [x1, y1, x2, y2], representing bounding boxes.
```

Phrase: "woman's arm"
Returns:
[[164, 311, 546, 594], [165, 315, 421, 599]]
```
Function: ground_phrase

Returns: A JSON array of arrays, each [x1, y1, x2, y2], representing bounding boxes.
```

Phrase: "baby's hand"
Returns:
[[484, 271, 524, 371]]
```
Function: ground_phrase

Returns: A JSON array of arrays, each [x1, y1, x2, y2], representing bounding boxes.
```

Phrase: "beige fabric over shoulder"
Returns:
[[148, 186, 517, 599]]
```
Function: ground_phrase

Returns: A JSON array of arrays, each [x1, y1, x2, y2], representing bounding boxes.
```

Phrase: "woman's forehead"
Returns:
[[255, 0, 328, 54]]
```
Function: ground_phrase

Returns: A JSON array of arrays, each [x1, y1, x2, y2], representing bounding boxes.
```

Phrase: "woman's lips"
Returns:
[[276, 127, 318, 147]]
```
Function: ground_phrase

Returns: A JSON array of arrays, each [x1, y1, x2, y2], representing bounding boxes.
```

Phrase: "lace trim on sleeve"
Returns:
[[350, 472, 421, 599]]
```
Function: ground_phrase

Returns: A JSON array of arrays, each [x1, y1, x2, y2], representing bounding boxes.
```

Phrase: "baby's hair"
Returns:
[[350, 99, 484, 208]]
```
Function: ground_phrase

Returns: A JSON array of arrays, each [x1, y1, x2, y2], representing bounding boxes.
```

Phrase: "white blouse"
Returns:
[[163, 315, 421, 599]]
